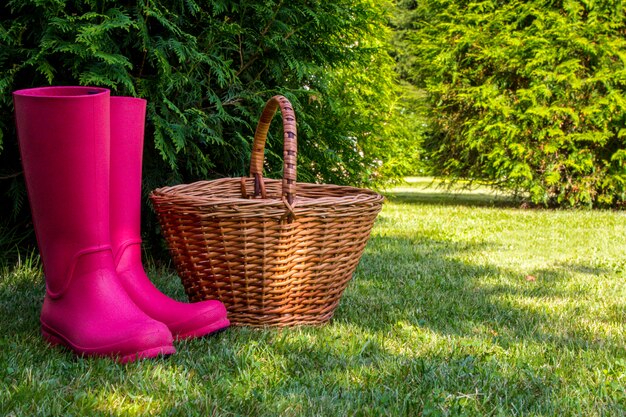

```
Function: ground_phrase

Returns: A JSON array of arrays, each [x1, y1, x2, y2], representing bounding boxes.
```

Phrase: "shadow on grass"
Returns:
[[0, 267, 43, 338], [385, 176, 521, 208], [339, 233, 616, 353], [552, 260, 618, 276], [385, 191, 519, 208]]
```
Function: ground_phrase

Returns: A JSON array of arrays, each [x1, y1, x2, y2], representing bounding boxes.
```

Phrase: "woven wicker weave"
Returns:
[[150, 96, 383, 326]]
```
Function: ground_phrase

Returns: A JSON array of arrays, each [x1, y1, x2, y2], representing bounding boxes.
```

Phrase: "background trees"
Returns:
[[394, 0, 626, 207]]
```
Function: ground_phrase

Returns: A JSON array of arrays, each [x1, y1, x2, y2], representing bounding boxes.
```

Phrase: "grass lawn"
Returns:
[[1, 177, 625, 416]]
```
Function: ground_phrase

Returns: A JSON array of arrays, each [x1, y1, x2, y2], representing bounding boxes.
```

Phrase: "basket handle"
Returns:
[[249, 95, 297, 205]]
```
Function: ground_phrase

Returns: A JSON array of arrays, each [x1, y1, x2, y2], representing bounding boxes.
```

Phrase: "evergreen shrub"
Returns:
[[395, 0, 626, 207], [0, 0, 407, 255]]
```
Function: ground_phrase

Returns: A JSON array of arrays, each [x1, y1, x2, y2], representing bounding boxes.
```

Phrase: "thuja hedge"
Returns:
[[0, 0, 411, 254], [395, 0, 626, 207]]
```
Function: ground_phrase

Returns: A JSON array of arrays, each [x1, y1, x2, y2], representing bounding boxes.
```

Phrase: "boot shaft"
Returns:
[[13, 86, 112, 297], [109, 96, 147, 257]]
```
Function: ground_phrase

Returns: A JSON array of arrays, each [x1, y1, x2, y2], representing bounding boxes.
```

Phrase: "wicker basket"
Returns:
[[150, 95, 383, 326]]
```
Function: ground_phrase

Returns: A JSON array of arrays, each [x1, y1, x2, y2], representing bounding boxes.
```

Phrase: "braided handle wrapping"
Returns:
[[249, 95, 297, 205]]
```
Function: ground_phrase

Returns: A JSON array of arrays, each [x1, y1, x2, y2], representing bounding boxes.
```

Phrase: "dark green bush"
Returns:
[[395, 0, 626, 207], [0, 0, 410, 255]]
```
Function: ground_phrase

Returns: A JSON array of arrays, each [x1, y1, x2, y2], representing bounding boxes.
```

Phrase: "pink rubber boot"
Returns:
[[109, 96, 230, 339], [13, 86, 176, 362]]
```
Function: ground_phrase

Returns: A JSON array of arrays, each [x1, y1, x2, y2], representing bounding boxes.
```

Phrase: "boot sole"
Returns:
[[41, 324, 176, 363], [175, 317, 231, 341]]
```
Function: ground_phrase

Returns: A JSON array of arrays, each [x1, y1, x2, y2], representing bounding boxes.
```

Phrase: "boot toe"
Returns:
[[168, 300, 230, 340], [115, 321, 176, 363], [41, 316, 175, 362]]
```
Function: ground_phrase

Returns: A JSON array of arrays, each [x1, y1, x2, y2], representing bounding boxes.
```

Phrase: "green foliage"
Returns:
[[395, 0, 626, 207], [0, 0, 408, 251]]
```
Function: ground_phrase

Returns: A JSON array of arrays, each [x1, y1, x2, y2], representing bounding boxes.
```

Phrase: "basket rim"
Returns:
[[150, 177, 384, 208]]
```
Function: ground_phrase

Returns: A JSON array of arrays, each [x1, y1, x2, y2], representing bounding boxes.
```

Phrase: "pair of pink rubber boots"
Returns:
[[13, 86, 230, 362]]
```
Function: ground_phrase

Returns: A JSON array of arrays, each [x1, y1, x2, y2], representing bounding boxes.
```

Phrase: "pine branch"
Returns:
[[0, 172, 22, 180]]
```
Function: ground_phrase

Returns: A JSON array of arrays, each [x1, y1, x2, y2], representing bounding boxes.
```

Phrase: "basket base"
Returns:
[[228, 311, 335, 327]]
